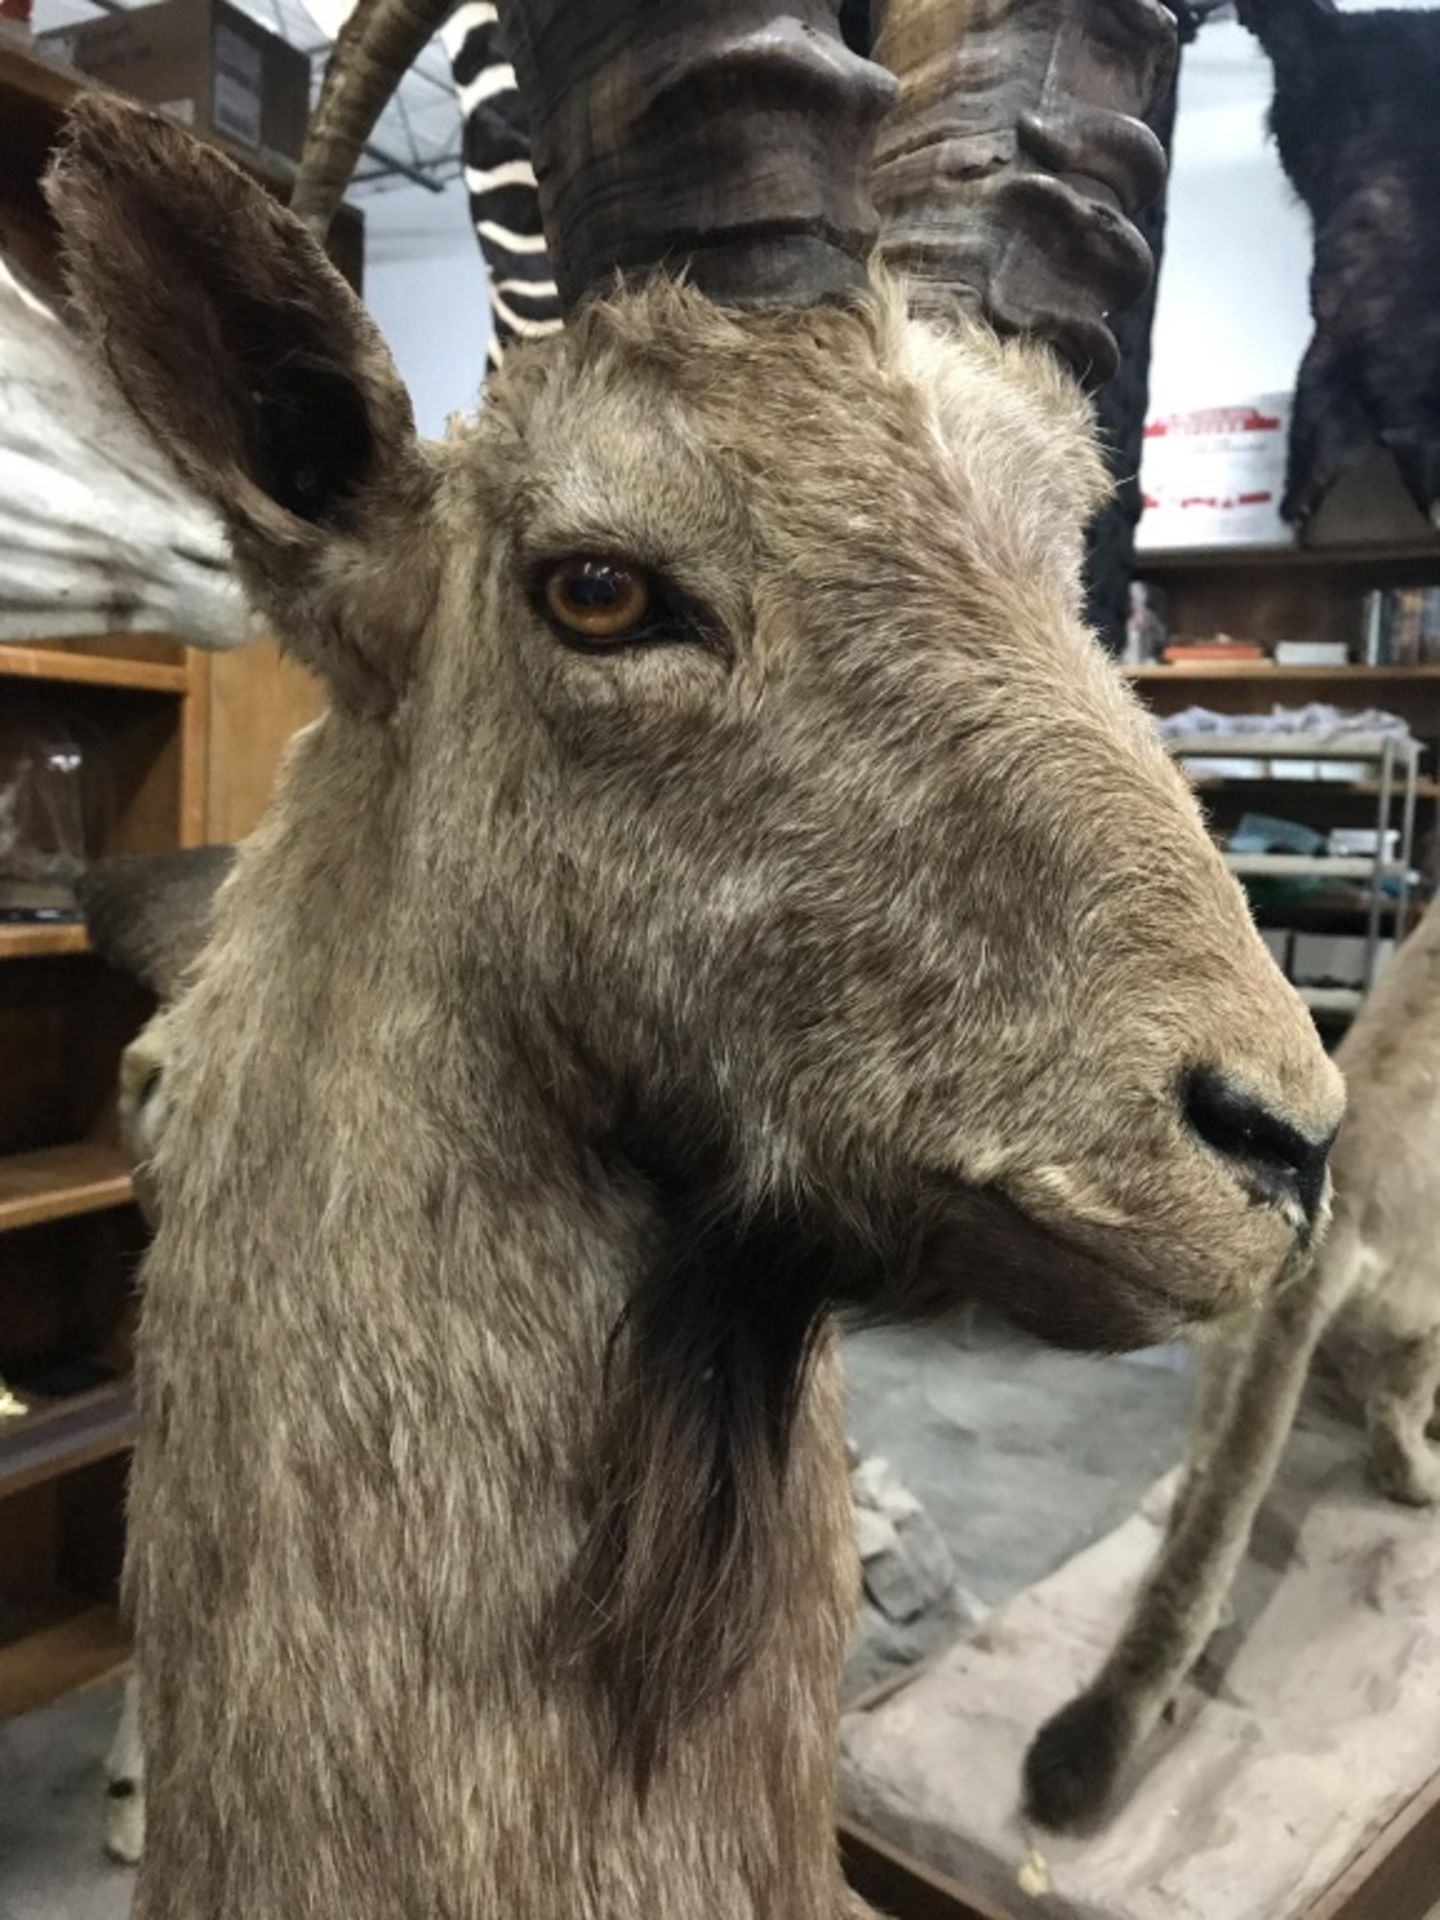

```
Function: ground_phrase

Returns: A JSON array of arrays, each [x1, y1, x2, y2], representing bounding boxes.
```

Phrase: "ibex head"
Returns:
[[54, 0, 1339, 1338]]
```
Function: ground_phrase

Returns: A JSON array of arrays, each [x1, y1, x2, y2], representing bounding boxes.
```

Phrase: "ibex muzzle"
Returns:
[[54, 0, 1341, 1911]]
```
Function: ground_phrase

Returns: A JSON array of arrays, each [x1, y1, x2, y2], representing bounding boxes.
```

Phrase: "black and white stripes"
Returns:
[[441, 2, 560, 370], [435, 1, 872, 371]]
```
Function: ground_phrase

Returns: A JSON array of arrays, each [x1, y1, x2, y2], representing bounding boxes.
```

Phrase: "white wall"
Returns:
[[1150, 0, 1434, 416], [1148, 20, 1310, 413], [363, 179, 493, 441]]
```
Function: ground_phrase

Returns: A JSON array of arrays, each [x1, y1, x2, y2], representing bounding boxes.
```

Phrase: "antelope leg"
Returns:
[[1023, 1226, 1367, 1831], [1367, 1321, 1440, 1508], [1160, 1315, 1256, 1551]]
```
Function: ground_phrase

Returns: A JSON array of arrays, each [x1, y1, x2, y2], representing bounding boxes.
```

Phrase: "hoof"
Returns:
[[1023, 1691, 1131, 1832]]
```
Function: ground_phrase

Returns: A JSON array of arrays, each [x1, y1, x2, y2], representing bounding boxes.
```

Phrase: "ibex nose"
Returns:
[[1181, 1066, 1332, 1227]]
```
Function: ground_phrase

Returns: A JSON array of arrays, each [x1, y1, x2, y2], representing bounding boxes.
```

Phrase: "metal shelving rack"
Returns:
[[1164, 730, 1423, 1015]]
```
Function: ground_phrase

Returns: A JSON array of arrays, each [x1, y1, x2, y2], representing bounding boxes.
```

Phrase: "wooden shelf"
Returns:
[[0, 1143, 133, 1234], [0, 643, 189, 694], [1128, 664, 1440, 682], [0, 1376, 135, 1501], [1136, 541, 1440, 573], [0, 1599, 129, 1720], [0, 923, 88, 960], [1226, 853, 1399, 879]]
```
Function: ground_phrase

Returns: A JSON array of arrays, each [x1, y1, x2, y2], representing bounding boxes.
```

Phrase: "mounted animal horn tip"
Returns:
[[291, 0, 454, 238], [870, 0, 1177, 386], [498, 0, 898, 312]]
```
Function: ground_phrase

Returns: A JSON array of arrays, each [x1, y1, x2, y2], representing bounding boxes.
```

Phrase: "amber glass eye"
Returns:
[[544, 557, 651, 640]]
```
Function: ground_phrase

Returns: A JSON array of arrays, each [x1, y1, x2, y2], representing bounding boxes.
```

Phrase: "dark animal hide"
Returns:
[[558, 1087, 896, 1793], [559, 1178, 848, 1794], [1240, 0, 1440, 533], [1085, 5, 1185, 653], [78, 846, 236, 998]]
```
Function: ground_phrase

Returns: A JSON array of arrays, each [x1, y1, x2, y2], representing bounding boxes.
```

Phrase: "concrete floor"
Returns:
[[843, 1312, 1196, 1609], [0, 1314, 1204, 1918], [0, 1683, 132, 1920]]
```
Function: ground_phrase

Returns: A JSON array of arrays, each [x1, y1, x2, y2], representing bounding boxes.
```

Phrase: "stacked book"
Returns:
[[1361, 588, 1440, 665], [1161, 637, 1267, 666], [1271, 639, 1350, 667], [1158, 637, 1353, 668]]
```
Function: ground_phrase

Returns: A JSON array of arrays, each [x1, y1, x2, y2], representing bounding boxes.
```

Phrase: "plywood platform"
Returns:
[[841, 1403, 1440, 1920]]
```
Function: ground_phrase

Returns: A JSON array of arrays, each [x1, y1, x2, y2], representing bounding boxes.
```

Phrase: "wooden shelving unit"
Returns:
[[0, 925, 88, 961], [1, 45, 329, 1723], [0, 1602, 131, 1721], [0, 1378, 137, 1502], [1138, 542, 1440, 574], [0, 645, 191, 695], [0, 1143, 133, 1234], [0, 626, 323, 1721], [0, 632, 201, 1716], [1127, 662, 1440, 682]]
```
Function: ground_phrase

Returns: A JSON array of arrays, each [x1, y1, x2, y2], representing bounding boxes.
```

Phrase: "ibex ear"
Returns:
[[78, 847, 236, 1002], [45, 96, 434, 713]]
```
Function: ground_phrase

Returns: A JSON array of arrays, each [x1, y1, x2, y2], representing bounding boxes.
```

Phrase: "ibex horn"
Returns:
[[870, 0, 1176, 384], [291, 0, 454, 238], [499, 1, 897, 312]]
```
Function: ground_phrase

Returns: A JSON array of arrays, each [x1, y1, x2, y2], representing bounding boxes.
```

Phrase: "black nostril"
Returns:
[[1182, 1066, 1331, 1225]]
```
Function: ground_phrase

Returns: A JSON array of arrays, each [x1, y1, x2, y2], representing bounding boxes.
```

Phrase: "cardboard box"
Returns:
[[36, 5, 364, 290], [1138, 395, 1292, 552], [39, 0, 309, 166]]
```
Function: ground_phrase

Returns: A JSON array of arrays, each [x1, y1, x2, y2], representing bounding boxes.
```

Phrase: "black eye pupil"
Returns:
[[567, 564, 625, 608]]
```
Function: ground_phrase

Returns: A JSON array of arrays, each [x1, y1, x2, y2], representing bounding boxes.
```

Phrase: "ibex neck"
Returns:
[[134, 819, 859, 1920]]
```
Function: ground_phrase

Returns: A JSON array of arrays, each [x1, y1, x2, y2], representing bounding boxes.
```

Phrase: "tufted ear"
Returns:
[[44, 95, 436, 714]]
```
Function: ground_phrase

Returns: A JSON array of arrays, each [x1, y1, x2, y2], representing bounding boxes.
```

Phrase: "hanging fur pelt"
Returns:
[[1240, 0, 1440, 535]]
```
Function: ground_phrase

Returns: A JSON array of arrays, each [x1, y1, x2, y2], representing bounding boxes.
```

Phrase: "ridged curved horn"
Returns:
[[499, 1, 898, 312], [291, 0, 454, 238], [870, 0, 1176, 384]]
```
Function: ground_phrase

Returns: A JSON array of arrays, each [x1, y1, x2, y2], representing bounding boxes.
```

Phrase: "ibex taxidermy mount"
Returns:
[[53, 0, 1342, 1912]]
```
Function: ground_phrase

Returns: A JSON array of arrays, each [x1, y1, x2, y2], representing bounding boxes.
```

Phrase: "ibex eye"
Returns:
[[544, 557, 651, 641]]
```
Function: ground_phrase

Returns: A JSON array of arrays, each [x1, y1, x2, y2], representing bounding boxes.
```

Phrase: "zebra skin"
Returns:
[[436, 0, 873, 369], [440, 2, 560, 369]]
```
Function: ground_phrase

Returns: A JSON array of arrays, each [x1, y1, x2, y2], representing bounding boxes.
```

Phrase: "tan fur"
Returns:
[[1026, 893, 1440, 1832], [49, 96, 1343, 1919]]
